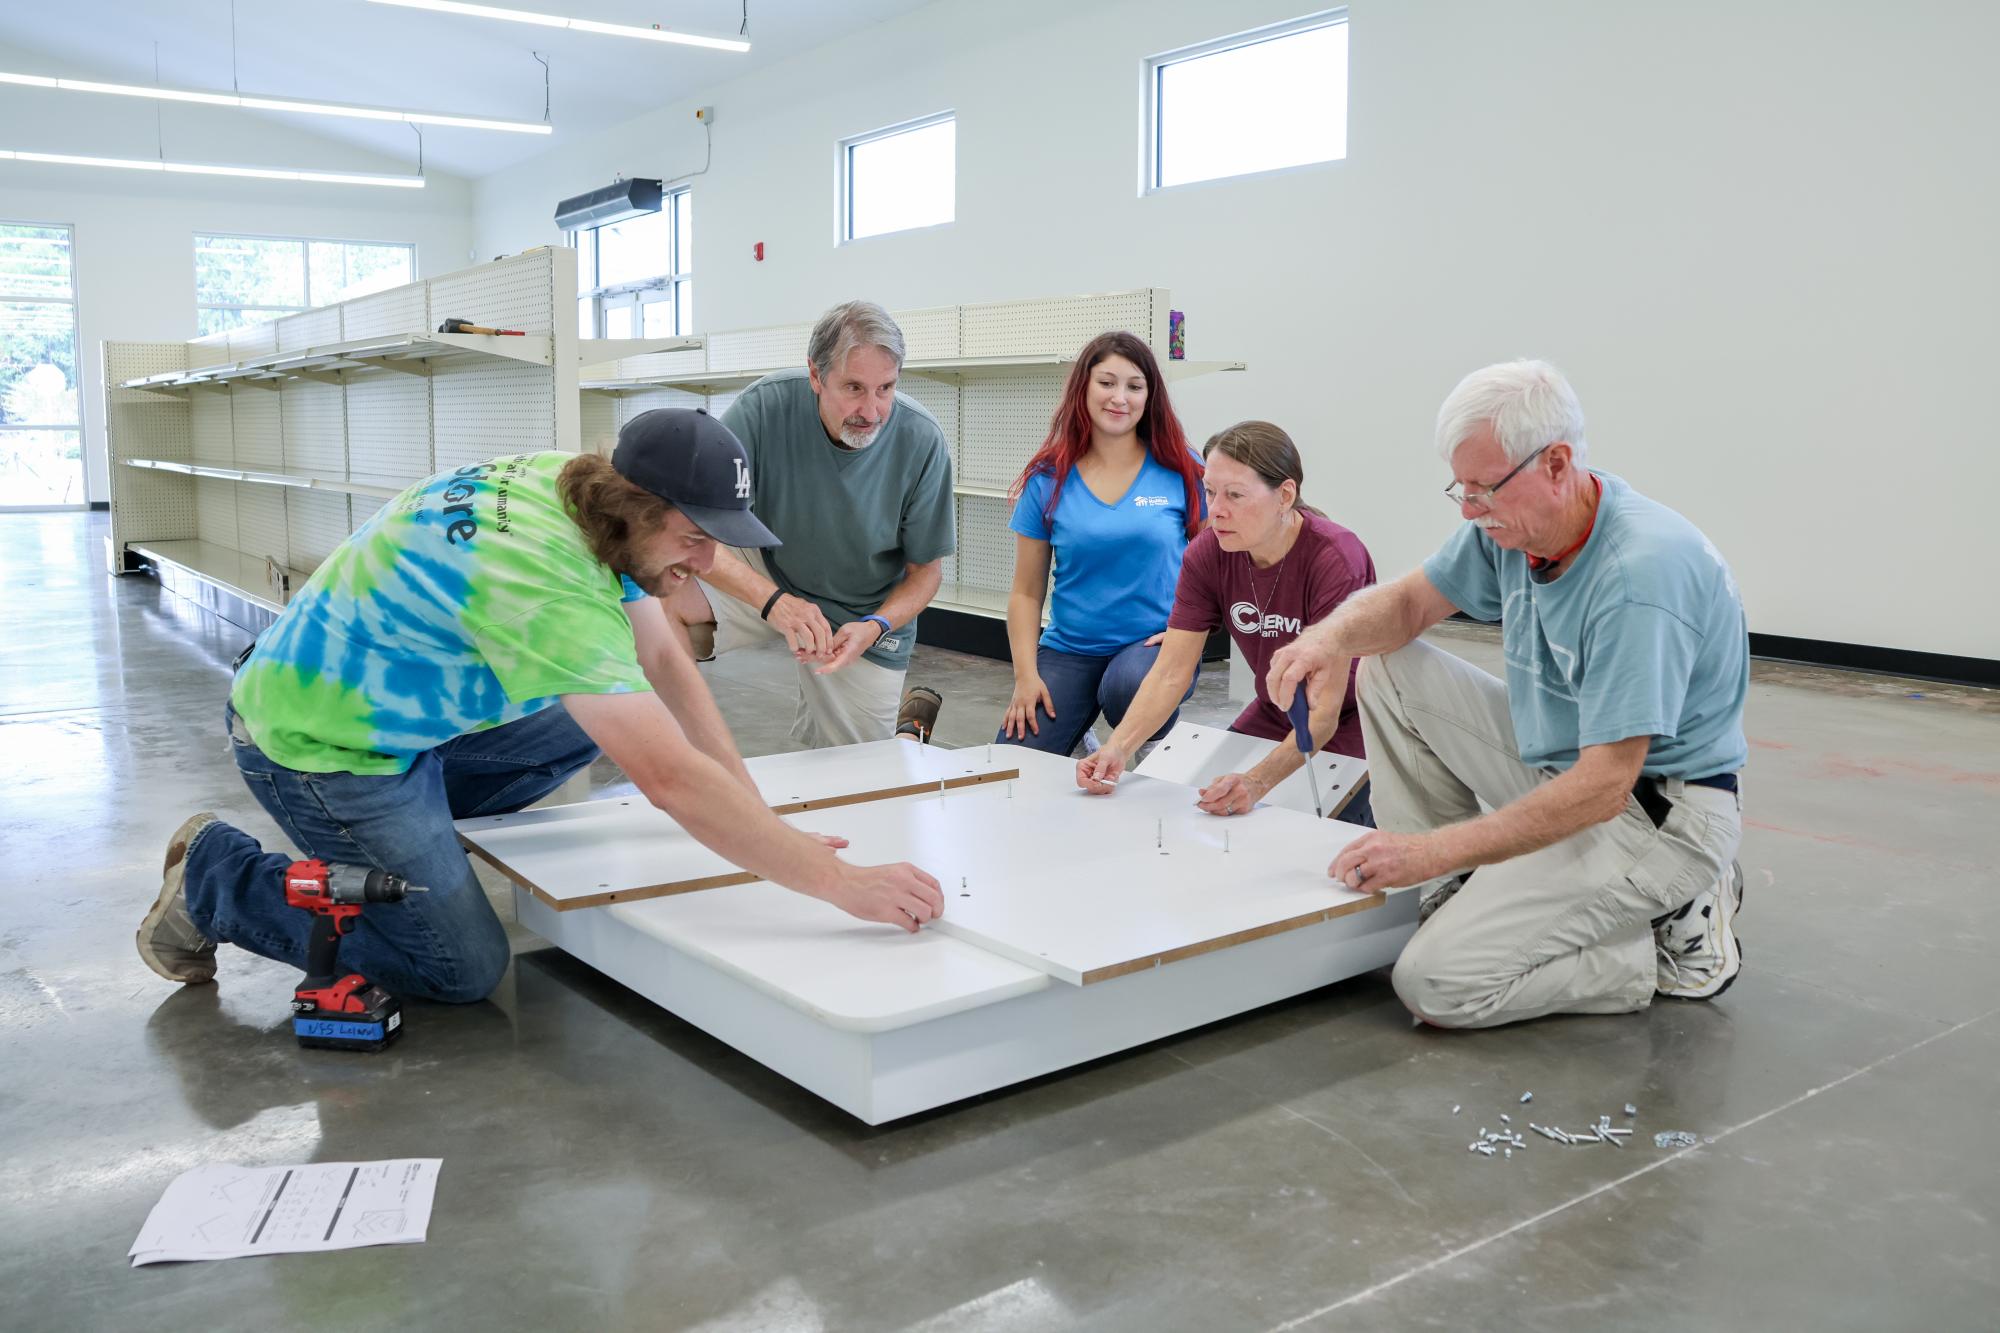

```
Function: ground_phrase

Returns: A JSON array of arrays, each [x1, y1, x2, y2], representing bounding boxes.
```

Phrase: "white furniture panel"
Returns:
[[1135, 721, 1372, 820], [461, 740, 1021, 909], [467, 741, 1414, 1124]]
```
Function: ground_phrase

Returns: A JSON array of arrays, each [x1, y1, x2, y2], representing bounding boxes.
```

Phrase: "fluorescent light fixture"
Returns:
[[364, 0, 752, 52], [0, 149, 425, 189], [0, 69, 551, 134]]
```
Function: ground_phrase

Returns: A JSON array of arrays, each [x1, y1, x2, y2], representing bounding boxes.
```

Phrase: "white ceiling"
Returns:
[[0, 0, 936, 178]]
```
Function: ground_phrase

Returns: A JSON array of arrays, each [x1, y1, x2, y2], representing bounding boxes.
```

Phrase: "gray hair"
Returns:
[[807, 300, 906, 379], [1434, 359, 1588, 466]]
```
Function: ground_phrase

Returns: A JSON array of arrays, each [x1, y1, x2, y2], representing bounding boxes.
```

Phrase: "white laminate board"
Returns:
[[456, 741, 1022, 909], [1135, 721, 1370, 819], [604, 884, 1052, 1032], [785, 775, 1378, 986], [745, 739, 1023, 805]]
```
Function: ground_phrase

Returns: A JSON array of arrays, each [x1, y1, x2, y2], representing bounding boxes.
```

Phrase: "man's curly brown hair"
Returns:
[[558, 452, 677, 570]]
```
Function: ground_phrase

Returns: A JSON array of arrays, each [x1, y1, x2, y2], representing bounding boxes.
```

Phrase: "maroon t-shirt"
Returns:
[[1168, 512, 1377, 757]]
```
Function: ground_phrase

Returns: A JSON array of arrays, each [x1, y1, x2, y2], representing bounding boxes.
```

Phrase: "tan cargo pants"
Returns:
[[700, 547, 906, 750], [1361, 639, 1742, 1029]]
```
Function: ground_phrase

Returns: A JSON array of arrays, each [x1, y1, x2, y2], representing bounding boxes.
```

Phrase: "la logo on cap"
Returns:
[[734, 458, 750, 499]]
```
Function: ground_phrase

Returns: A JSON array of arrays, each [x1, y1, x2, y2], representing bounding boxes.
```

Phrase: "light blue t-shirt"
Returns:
[[1422, 471, 1748, 778], [1010, 452, 1204, 657]]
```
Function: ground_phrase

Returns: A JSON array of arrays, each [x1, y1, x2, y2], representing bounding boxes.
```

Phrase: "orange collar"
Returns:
[[1526, 475, 1603, 572]]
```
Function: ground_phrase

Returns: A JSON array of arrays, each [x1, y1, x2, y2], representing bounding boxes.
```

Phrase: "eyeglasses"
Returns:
[[1443, 443, 1550, 508]]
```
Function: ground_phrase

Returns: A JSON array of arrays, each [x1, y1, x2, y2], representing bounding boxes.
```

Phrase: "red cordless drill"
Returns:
[[284, 859, 427, 1052]]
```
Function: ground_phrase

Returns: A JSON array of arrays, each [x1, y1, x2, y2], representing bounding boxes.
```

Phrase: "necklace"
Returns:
[[1243, 514, 1301, 629]]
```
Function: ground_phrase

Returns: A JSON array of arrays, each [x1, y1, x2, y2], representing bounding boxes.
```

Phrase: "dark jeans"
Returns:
[[997, 640, 1198, 757], [181, 701, 600, 1003]]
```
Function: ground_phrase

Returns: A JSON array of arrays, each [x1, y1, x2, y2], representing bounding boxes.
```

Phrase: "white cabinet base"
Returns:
[[515, 886, 1417, 1125]]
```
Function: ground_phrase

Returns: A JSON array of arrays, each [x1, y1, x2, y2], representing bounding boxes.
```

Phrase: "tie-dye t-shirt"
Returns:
[[231, 451, 651, 775]]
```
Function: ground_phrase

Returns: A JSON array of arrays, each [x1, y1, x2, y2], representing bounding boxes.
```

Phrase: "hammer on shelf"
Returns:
[[437, 317, 525, 336]]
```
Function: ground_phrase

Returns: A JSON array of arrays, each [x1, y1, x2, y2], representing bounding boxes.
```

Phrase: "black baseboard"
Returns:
[[89, 500, 109, 512], [918, 610, 1232, 664], [917, 609, 1011, 659], [1748, 633, 1997, 690]]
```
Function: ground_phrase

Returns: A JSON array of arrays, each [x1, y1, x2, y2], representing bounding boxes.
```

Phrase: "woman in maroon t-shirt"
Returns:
[[1076, 421, 1378, 824]]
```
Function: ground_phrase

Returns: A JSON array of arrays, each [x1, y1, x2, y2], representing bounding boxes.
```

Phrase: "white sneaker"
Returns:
[[1656, 860, 1744, 999]]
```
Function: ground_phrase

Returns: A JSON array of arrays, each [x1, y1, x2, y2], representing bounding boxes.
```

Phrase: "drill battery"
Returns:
[[291, 978, 404, 1052]]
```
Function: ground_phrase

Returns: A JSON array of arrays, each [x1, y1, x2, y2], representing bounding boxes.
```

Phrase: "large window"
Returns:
[[840, 113, 955, 242], [194, 234, 415, 337], [1148, 12, 1349, 191], [0, 221, 83, 507], [573, 187, 692, 340]]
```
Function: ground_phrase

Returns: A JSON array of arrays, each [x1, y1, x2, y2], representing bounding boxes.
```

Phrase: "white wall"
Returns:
[[461, 0, 1990, 663], [1, 48, 476, 501]]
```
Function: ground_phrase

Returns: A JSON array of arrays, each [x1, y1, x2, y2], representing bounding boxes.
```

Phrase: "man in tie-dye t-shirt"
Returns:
[[138, 410, 946, 1004]]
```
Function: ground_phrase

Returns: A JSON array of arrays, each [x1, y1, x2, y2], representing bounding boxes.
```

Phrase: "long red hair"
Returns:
[[1009, 331, 1203, 538]]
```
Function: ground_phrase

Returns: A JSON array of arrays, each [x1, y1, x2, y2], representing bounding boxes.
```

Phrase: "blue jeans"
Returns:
[[997, 640, 1197, 757], [182, 701, 600, 1003]]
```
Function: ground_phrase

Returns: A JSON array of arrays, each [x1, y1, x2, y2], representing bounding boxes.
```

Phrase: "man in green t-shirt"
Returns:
[[137, 409, 945, 1004], [661, 301, 957, 748]]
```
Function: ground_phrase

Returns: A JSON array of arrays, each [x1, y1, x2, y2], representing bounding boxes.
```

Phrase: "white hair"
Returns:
[[1434, 359, 1588, 467]]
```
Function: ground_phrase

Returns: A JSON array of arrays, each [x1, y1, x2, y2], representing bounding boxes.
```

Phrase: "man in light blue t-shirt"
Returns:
[[1268, 360, 1749, 1029]]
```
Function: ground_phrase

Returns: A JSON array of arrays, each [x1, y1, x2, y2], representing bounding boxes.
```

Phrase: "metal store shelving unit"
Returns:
[[574, 289, 1244, 633], [101, 249, 696, 629]]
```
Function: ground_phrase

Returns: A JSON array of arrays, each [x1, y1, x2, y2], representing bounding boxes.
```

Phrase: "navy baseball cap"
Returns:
[[611, 408, 781, 549]]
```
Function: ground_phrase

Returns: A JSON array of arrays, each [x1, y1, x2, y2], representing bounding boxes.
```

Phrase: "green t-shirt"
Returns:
[[231, 451, 652, 775], [721, 369, 956, 669]]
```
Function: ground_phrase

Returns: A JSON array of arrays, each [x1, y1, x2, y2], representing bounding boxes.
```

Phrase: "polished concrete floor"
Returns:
[[3, 510, 1997, 1331]]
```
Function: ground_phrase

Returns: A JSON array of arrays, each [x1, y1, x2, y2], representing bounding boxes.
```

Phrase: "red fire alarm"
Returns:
[[752, 241, 765, 262]]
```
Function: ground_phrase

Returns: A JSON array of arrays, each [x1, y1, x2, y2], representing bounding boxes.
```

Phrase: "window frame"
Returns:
[[837, 110, 957, 245], [0, 218, 85, 509], [1143, 9, 1350, 195], [570, 185, 693, 341], [192, 231, 416, 336]]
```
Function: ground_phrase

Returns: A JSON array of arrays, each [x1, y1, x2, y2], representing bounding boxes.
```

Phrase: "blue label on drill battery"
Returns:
[[294, 1017, 384, 1042]]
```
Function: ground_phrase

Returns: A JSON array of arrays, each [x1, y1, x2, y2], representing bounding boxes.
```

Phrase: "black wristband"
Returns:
[[759, 588, 785, 620]]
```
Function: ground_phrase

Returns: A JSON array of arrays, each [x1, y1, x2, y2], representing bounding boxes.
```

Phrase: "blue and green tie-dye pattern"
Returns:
[[231, 451, 651, 775]]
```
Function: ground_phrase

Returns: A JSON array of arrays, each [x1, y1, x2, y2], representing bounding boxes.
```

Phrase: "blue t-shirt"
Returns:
[[1009, 452, 1204, 657], [1422, 471, 1748, 778]]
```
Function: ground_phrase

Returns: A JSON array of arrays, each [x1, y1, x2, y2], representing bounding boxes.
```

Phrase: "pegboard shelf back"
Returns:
[[104, 248, 580, 610], [579, 289, 1243, 629]]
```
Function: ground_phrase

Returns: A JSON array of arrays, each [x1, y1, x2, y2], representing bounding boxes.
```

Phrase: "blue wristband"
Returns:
[[861, 614, 893, 643]]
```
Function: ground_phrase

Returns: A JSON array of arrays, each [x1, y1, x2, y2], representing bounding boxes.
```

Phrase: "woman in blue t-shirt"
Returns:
[[997, 331, 1207, 756]]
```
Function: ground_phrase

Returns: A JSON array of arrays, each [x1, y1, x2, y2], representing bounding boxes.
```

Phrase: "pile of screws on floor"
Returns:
[[1460, 1092, 1672, 1158]]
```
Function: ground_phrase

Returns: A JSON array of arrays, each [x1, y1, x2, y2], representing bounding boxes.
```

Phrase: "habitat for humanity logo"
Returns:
[[1132, 495, 1172, 507], [1231, 601, 1302, 637]]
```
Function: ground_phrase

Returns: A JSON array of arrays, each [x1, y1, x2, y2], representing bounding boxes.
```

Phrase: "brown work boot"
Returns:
[[895, 685, 943, 743], [137, 813, 221, 984]]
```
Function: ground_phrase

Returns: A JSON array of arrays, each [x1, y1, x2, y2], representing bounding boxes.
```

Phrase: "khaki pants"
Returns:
[[701, 548, 906, 750], [1362, 640, 1742, 1029]]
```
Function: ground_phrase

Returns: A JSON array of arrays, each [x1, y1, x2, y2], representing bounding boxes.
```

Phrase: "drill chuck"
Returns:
[[321, 862, 418, 905]]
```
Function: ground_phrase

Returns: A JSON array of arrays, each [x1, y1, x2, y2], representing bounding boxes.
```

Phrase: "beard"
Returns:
[[631, 563, 691, 597], [838, 418, 880, 449], [618, 541, 694, 597]]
